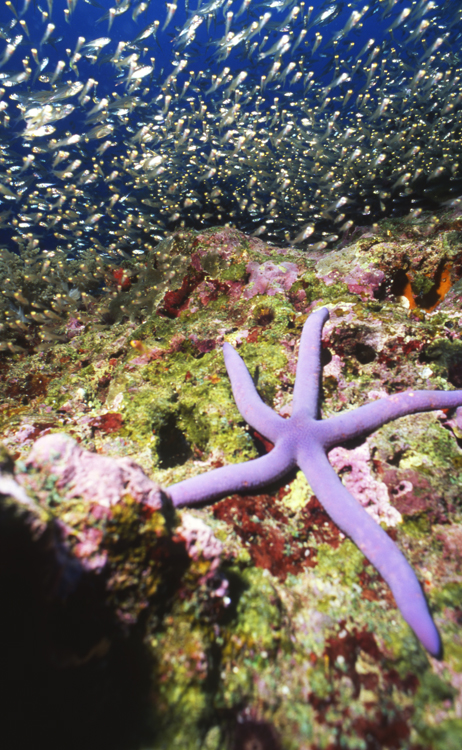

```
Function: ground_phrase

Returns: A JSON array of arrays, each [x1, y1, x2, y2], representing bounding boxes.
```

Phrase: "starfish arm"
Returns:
[[298, 445, 442, 658], [320, 389, 462, 449], [223, 342, 285, 442], [292, 307, 330, 418], [167, 442, 294, 508]]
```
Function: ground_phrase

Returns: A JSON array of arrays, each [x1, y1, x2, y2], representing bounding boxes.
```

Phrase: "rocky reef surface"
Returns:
[[1, 211, 462, 750]]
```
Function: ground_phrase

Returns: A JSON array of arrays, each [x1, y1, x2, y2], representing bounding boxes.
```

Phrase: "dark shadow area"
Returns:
[[448, 356, 462, 388], [231, 719, 283, 750], [353, 342, 376, 365], [157, 414, 193, 469], [0, 497, 155, 750]]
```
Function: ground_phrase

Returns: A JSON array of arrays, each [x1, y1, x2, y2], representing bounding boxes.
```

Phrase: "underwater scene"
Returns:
[[2, 1, 462, 749]]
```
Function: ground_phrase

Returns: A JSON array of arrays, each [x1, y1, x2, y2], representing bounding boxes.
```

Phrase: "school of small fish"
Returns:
[[0, 0, 461, 266]]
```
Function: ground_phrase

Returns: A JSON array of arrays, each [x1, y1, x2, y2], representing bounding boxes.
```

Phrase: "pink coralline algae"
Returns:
[[343, 264, 386, 298], [319, 262, 385, 298], [13, 423, 42, 445], [176, 514, 227, 594], [65, 316, 86, 338], [5, 422, 55, 451], [328, 441, 402, 527], [21, 434, 229, 590], [128, 348, 164, 367], [25, 433, 163, 513], [188, 334, 217, 354], [73, 526, 106, 570], [377, 464, 446, 521], [243, 260, 299, 299]]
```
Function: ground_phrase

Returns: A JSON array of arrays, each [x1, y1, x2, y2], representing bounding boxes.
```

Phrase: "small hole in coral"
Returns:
[[354, 342, 376, 365], [157, 414, 192, 469], [233, 720, 282, 750], [320, 347, 332, 367], [448, 358, 462, 388], [252, 305, 275, 327]]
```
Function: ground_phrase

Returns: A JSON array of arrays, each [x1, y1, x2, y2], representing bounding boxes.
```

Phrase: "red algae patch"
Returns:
[[87, 413, 124, 435], [4, 371, 56, 403], [212, 493, 341, 581], [158, 268, 206, 318], [309, 627, 419, 750]]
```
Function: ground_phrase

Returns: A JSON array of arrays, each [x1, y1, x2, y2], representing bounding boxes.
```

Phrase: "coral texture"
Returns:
[[168, 307, 462, 657], [2, 216, 462, 749]]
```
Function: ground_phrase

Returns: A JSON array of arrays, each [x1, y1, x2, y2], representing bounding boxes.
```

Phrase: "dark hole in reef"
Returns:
[[320, 346, 332, 368], [157, 414, 192, 469], [387, 446, 409, 467], [232, 719, 282, 750], [419, 344, 443, 364], [338, 434, 368, 451], [354, 341, 376, 364], [253, 305, 275, 327], [413, 259, 452, 310], [415, 283, 440, 309], [388, 269, 411, 300], [215, 568, 249, 626], [373, 279, 389, 301], [109, 347, 126, 359], [448, 358, 462, 388]]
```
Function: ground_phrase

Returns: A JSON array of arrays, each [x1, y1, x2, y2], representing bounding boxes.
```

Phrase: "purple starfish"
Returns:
[[167, 307, 462, 658]]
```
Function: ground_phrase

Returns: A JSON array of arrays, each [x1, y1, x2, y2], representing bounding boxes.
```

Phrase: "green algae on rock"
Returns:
[[1, 217, 462, 749]]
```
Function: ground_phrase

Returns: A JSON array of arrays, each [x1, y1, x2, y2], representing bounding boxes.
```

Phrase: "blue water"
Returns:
[[1, 0, 462, 253]]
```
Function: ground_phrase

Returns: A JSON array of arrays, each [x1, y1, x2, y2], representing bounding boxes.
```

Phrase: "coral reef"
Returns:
[[167, 305, 462, 658], [1, 211, 462, 749]]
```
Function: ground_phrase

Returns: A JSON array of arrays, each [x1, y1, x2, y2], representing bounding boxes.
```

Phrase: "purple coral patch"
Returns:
[[319, 262, 385, 298], [25, 433, 163, 512], [243, 260, 299, 299], [343, 264, 386, 298]]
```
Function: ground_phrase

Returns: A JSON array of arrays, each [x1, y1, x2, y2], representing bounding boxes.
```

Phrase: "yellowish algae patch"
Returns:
[[281, 471, 313, 512]]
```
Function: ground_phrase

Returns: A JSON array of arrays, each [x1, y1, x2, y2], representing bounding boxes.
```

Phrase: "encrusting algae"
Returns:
[[1, 213, 462, 748]]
